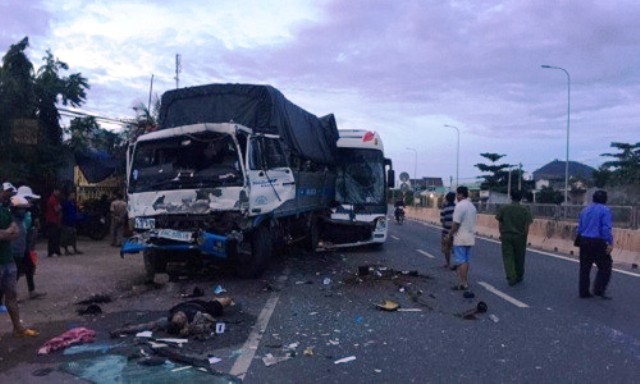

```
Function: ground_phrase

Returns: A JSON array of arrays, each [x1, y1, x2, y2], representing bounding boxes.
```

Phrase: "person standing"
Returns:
[[0, 184, 38, 336], [110, 192, 128, 247], [576, 190, 614, 299], [45, 187, 62, 257], [446, 186, 477, 291], [61, 191, 82, 255], [439, 192, 456, 269], [496, 190, 533, 286], [16, 185, 46, 299]]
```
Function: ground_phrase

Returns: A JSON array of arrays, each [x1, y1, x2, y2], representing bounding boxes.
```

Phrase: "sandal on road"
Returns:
[[14, 328, 39, 337], [451, 284, 469, 291]]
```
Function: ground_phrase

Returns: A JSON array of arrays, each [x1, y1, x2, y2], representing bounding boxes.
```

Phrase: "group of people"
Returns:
[[44, 187, 84, 257], [440, 186, 614, 299], [0, 182, 44, 337]]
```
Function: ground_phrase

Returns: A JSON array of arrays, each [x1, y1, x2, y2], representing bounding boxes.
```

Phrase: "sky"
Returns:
[[1, 0, 639, 186]]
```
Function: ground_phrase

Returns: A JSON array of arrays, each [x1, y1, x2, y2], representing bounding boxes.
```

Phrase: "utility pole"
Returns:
[[147, 74, 154, 114], [518, 162, 522, 191], [175, 54, 182, 89]]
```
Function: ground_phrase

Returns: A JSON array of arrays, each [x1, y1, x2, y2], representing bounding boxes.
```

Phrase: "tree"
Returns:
[[600, 142, 640, 185], [35, 50, 89, 146], [474, 153, 511, 192], [535, 186, 564, 204], [0, 37, 89, 182]]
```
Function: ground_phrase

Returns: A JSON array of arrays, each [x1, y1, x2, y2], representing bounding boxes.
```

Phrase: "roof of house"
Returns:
[[532, 159, 596, 181]]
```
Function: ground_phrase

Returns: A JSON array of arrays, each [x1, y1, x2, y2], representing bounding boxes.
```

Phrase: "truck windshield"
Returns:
[[335, 149, 385, 205], [129, 132, 243, 193]]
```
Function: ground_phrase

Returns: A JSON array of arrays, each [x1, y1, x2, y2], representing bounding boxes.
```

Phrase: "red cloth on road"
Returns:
[[37, 327, 96, 355]]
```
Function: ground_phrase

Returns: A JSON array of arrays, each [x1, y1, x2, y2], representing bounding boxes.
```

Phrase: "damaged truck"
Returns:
[[121, 84, 338, 278]]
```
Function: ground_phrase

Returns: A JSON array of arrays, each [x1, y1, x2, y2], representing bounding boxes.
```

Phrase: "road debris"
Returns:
[[74, 294, 112, 305], [376, 299, 399, 311], [489, 314, 500, 323], [213, 285, 227, 294], [38, 327, 96, 355], [334, 356, 356, 364]]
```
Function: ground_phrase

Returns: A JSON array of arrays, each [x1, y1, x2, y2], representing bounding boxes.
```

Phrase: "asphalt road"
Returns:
[[1, 218, 638, 383], [238, 217, 640, 383]]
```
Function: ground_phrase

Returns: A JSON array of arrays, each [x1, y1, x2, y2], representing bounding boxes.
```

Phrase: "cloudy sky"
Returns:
[[2, 0, 639, 185]]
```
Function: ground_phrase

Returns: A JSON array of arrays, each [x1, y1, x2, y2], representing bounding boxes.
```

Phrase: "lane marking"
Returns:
[[391, 235, 400, 240], [421, 222, 640, 278], [230, 270, 289, 379], [417, 249, 435, 259], [478, 281, 530, 308]]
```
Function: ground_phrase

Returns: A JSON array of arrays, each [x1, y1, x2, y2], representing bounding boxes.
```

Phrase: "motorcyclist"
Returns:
[[394, 199, 406, 222]]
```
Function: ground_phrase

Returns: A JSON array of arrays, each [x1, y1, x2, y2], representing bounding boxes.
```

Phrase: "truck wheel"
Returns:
[[143, 250, 167, 283], [236, 225, 272, 278]]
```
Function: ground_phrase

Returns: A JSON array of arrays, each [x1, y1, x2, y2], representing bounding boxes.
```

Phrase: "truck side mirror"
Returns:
[[387, 169, 395, 188]]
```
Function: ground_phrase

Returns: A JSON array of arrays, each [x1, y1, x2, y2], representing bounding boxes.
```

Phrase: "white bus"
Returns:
[[318, 129, 394, 249]]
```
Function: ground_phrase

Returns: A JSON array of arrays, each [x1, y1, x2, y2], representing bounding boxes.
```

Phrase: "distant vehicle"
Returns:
[[319, 130, 394, 249], [121, 84, 339, 279]]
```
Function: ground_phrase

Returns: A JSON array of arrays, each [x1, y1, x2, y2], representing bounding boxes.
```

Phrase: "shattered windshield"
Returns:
[[129, 132, 243, 193], [335, 149, 385, 205]]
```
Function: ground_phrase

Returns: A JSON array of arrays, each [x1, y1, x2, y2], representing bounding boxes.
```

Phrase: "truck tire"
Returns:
[[143, 250, 167, 283], [236, 225, 272, 278]]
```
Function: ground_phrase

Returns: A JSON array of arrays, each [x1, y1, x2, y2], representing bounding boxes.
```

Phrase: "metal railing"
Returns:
[[474, 203, 638, 229]]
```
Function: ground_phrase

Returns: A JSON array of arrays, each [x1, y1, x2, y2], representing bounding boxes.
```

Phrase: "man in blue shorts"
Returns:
[[446, 186, 477, 291]]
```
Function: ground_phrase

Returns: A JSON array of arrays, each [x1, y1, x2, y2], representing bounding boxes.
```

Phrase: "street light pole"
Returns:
[[406, 147, 418, 191], [541, 64, 571, 215], [444, 124, 460, 189]]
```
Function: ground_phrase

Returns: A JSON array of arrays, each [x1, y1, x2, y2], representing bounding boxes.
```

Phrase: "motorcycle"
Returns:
[[394, 206, 405, 225]]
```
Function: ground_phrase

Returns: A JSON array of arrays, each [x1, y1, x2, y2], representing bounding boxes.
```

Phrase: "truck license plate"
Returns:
[[156, 229, 193, 242]]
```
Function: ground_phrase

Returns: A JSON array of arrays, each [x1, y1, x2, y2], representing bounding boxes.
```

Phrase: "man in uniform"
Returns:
[[496, 190, 533, 286]]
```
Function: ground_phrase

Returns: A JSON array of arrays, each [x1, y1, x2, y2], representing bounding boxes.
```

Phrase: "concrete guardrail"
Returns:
[[404, 206, 640, 267]]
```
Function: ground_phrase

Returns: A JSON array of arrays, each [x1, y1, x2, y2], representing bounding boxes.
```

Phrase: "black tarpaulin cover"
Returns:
[[158, 83, 338, 165], [75, 149, 117, 183]]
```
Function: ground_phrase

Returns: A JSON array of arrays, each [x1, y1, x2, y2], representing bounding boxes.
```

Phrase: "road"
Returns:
[[1, 218, 639, 383]]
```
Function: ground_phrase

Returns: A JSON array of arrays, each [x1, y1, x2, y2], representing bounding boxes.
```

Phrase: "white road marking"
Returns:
[[230, 271, 289, 379], [417, 249, 435, 259], [391, 235, 400, 240], [478, 281, 530, 308], [422, 222, 640, 278]]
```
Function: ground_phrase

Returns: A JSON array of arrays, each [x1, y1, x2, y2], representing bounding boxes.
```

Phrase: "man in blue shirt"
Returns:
[[576, 190, 613, 299]]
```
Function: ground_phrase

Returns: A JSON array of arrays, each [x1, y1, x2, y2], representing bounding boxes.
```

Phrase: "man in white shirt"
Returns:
[[446, 186, 477, 291]]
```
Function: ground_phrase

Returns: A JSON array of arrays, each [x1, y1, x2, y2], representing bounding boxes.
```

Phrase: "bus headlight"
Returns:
[[375, 217, 387, 230]]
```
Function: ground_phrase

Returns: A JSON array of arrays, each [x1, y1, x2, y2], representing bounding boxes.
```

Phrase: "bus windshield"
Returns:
[[335, 148, 385, 205]]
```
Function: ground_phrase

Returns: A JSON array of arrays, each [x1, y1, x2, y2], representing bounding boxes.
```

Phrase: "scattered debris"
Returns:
[[323, 277, 332, 285], [155, 338, 189, 346], [215, 322, 226, 334], [213, 285, 227, 295], [38, 327, 97, 355], [32, 367, 55, 377], [376, 299, 399, 312], [171, 365, 192, 373], [489, 314, 500, 323], [303, 347, 314, 356], [77, 304, 103, 316], [75, 294, 112, 305], [397, 308, 422, 312], [208, 356, 222, 365], [137, 356, 166, 366], [135, 331, 153, 338], [63, 342, 120, 355], [463, 291, 476, 299], [181, 286, 204, 298], [262, 353, 292, 366], [457, 301, 488, 320], [334, 356, 356, 365]]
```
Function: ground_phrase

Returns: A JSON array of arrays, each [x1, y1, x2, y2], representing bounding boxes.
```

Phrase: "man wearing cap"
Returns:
[[16, 186, 46, 299], [45, 187, 62, 257], [0, 183, 39, 336]]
